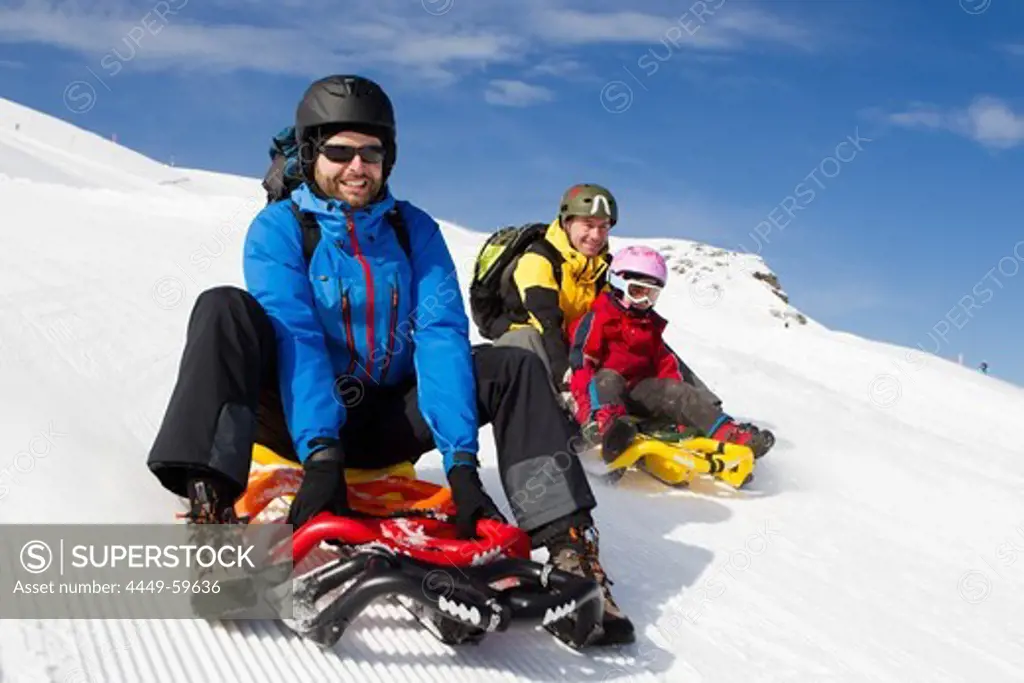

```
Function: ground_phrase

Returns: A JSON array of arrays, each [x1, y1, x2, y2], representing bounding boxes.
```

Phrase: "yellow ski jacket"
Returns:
[[500, 219, 611, 384]]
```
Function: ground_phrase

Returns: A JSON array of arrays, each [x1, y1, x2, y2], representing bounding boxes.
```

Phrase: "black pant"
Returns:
[[590, 369, 725, 434], [146, 286, 596, 538]]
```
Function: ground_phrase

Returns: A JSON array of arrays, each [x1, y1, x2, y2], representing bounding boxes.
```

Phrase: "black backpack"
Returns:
[[261, 125, 411, 266], [468, 223, 563, 340]]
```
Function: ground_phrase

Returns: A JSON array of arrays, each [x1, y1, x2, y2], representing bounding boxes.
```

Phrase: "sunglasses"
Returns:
[[320, 144, 386, 165]]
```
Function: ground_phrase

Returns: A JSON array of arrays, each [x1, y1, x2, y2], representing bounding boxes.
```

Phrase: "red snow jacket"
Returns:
[[567, 291, 682, 386]]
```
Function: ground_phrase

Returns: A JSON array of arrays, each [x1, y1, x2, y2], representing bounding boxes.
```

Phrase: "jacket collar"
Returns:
[[291, 182, 397, 222], [597, 290, 667, 329]]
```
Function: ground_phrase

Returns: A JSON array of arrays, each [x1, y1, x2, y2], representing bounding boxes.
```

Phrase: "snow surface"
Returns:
[[1, 99, 1023, 683]]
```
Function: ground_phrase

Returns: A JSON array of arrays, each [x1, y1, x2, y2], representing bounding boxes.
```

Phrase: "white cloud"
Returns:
[[0, 60, 25, 69], [888, 96, 1024, 150], [0, 1, 522, 82], [1000, 43, 1024, 56], [484, 79, 554, 107], [888, 109, 945, 129], [530, 9, 688, 44], [529, 6, 811, 50], [528, 57, 587, 78], [714, 7, 813, 47], [0, 0, 814, 85], [967, 98, 1024, 148]]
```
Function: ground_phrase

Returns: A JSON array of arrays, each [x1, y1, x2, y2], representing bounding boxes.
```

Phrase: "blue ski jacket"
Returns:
[[242, 183, 479, 470]]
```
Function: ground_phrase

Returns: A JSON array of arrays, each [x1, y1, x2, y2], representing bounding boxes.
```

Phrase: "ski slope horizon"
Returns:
[[1, 97, 1023, 682]]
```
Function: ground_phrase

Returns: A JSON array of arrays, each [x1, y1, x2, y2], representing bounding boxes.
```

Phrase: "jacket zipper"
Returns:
[[340, 289, 357, 376], [345, 211, 377, 377], [379, 279, 400, 384]]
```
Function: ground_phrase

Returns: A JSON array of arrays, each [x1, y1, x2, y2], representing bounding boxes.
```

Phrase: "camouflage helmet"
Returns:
[[559, 183, 618, 227]]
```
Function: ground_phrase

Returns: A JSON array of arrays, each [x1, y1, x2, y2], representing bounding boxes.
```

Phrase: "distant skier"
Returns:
[[567, 245, 776, 463], [980, 361, 989, 375]]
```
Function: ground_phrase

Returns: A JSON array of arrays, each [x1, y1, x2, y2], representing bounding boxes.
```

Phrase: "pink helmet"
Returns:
[[609, 245, 668, 285]]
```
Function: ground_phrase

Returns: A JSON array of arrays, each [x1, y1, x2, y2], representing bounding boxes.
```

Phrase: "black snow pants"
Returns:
[[146, 286, 596, 541], [588, 369, 726, 434]]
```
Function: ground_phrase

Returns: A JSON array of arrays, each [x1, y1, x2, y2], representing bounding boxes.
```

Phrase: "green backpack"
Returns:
[[468, 223, 562, 340]]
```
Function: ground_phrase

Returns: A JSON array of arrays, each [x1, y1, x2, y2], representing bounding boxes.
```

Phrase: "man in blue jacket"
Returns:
[[146, 75, 634, 645]]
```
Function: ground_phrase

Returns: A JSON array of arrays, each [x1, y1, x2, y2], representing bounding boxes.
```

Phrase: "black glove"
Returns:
[[286, 446, 350, 529], [447, 463, 506, 539]]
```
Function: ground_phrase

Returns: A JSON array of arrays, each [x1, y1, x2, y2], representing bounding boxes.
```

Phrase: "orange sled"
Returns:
[[235, 444, 454, 521]]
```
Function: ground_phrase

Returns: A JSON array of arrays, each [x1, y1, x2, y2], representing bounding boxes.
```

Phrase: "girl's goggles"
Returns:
[[609, 272, 664, 305]]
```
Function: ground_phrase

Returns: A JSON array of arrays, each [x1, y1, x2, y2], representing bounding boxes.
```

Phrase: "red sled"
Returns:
[[234, 453, 606, 649]]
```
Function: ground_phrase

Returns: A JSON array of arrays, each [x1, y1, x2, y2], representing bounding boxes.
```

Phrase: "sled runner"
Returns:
[[280, 512, 602, 649], [588, 422, 756, 489], [229, 445, 605, 650]]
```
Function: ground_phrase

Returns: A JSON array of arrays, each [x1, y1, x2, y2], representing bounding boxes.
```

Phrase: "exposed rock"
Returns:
[[752, 271, 781, 290]]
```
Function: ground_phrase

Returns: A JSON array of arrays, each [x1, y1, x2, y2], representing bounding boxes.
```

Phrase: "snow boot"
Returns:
[[185, 476, 241, 524], [547, 525, 635, 647], [710, 419, 775, 459], [594, 406, 638, 464]]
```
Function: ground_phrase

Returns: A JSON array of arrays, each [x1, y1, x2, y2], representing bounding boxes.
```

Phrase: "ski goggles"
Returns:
[[320, 144, 386, 165], [609, 272, 664, 305]]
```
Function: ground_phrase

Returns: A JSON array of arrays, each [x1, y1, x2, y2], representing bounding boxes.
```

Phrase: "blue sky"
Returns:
[[2, 0, 1023, 385]]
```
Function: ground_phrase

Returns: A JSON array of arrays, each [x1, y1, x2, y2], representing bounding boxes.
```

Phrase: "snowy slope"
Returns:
[[1, 100, 1023, 683], [0, 98, 258, 197]]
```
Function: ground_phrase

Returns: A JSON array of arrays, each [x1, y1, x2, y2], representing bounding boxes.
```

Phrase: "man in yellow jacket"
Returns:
[[491, 184, 616, 393]]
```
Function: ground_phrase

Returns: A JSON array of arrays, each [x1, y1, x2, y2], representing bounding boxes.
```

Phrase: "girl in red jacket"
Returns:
[[568, 246, 775, 463]]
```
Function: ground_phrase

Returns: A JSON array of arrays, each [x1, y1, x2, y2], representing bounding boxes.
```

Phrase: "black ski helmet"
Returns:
[[295, 74, 397, 182]]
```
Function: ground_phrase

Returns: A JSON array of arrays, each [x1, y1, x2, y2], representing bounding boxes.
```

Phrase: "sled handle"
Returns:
[[379, 517, 532, 565], [291, 514, 383, 563], [290, 513, 531, 566]]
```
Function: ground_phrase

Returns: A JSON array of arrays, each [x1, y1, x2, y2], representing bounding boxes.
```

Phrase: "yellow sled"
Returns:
[[603, 435, 754, 489], [251, 443, 417, 482]]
